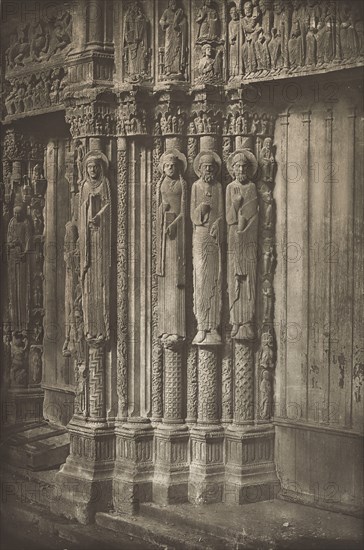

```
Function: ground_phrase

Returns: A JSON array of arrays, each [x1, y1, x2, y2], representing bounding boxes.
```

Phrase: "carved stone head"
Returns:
[[227, 149, 258, 181], [244, 1, 253, 16], [83, 151, 109, 188], [13, 205, 24, 221], [159, 148, 187, 177], [194, 151, 221, 181], [230, 5, 239, 20]]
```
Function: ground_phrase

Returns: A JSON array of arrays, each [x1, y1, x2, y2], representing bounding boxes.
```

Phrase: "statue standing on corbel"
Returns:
[[226, 150, 259, 341], [228, 3, 241, 79], [156, 149, 187, 344], [159, 0, 188, 80], [241, 1, 259, 75], [79, 151, 111, 340], [123, 2, 149, 82], [305, 0, 322, 67], [288, 0, 306, 69], [196, 43, 223, 84], [7, 205, 32, 333], [255, 0, 273, 73], [191, 152, 223, 345]]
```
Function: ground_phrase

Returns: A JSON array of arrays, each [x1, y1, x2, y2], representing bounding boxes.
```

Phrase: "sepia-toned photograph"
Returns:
[[0, 1, 363, 548]]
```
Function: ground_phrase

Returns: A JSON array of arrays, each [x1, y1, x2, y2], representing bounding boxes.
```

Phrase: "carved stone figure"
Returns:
[[262, 279, 274, 322], [259, 370, 272, 419], [196, 44, 222, 83], [191, 152, 223, 345], [79, 151, 111, 340], [123, 2, 149, 81], [262, 238, 274, 277], [32, 274, 43, 308], [196, 0, 220, 44], [10, 332, 28, 387], [269, 0, 288, 70], [7, 206, 32, 333], [339, 2, 358, 61], [288, 0, 306, 68], [74, 363, 87, 415], [242, 1, 259, 74], [29, 346, 42, 384], [229, 4, 241, 78], [63, 222, 80, 357], [160, 0, 188, 79], [256, 0, 273, 72], [226, 150, 258, 341], [259, 137, 275, 184], [305, 0, 322, 66], [156, 149, 187, 342]]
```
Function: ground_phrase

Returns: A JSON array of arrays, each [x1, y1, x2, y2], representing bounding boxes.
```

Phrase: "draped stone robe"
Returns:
[[79, 177, 110, 340], [226, 180, 258, 336], [156, 174, 187, 338], [191, 178, 223, 332], [7, 215, 32, 333], [160, 6, 187, 76]]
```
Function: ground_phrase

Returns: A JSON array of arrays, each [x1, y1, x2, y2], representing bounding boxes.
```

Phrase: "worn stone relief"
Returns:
[[159, 1, 188, 81], [123, 1, 151, 83]]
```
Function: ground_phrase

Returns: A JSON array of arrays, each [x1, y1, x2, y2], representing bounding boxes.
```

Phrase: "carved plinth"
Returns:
[[113, 421, 154, 515], [53, 418, 115, 524], [153, 424, 189, 505], [188, 426, 225, 504], [225, 426, 278, 505], [4, 388, 43, 426]]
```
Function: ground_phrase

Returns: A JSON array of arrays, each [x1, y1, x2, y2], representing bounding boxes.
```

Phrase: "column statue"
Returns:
[[156, 149, 187, 343], [79, 151, 111, 340], [7, 205, 32, 333], [191, 151, 223, 345], [226, 150, 258, 341]]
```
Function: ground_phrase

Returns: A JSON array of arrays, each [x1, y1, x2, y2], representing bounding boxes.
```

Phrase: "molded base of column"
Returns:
[[153, 423, 189, 505], [224, 425, 279, 505], [3, 388, 43, 426], [52, 418, 115, 524], [113, 421, 154, 515], [188, 425, 225, 504]]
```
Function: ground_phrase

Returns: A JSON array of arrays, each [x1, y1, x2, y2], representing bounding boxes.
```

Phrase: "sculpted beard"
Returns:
[[202, 173, 214, 183]]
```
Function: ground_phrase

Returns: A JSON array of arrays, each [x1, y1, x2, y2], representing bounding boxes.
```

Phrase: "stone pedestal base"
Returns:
[[3, 388, 43, 426], [225, 426, 278, 504], [52, 418, 115, 524], [189, 426, 225, 504], [153, 424, 189, 505], [113, 421, 154, 514]]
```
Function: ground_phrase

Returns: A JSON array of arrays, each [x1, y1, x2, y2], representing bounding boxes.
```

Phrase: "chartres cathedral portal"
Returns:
[[1, 0, 363, 530]]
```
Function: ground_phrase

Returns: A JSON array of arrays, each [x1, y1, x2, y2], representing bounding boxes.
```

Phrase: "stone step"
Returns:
[[1, 420, 69, 470], [96, 510, 232, 550]]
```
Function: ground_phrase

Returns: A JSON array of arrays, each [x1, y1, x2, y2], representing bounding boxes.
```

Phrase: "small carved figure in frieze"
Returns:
[[33, 274, 43, 309], [10, 332, 28, 388], [305, 0, 322, 66], [226, 150, 259, 341], [8, 25, 30, 68], [288, 0, 306, 69], [46, 11, 72, 59], [31, 313, 44, 345], [79, 151, 111, 340], [31, 204, 44, 235], [262, 238, 274, 277], [262, 279, 274, 322], [75, 141, 86, 187], [160, 0, 188, 80], [269, 0, 288, 70], [7, 205, 32, 333], [242, 1, 259, 74], [29, 346, 42, 384], [228, 3, 241, 79], [316, 1, 337, 66], [196, 0, 221, 44], [74, 363, 87, 415], [259, 137, 275, 184], [191, 151, 223, 345], [260, 370, 272, 419], [156, 149, 187, 343], [29, 20, 49, 62], [259, 330, 275, 369], [338, 2, 358, 61], [255, 0, 273, 72], [196, 43, 223, 84], [123, 2, 149, 81]]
